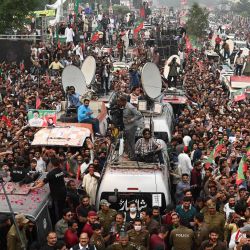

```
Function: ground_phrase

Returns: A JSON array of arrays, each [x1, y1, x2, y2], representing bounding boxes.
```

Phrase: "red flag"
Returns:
[[134, 22, 144, 34], [46, 72, 51, 85], [57, 39, 61, 49], [1, 115, 12, 127], [213, 142, 224, 159], [36, 97, 41, 109], [91, 32, 99, 43]]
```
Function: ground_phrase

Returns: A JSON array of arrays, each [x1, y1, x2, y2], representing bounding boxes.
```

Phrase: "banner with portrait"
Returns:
[[28, 109, 57, 127]]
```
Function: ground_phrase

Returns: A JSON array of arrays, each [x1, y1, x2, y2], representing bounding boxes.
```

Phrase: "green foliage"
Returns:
[[231, 0, 250, 17], [112, 5, 130, 16], [0, 0, 41, 33], [186, 3, 209, 38]]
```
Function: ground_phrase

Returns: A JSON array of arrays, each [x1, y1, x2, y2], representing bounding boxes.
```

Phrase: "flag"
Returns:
[[213, 141, 224, 159], [36, 97, 41, 109], [46, 71, 51, 85], [233, 88, 246, 102], [1, 115, 12, 127], [236, 156, 248, 185], [203, 141, 223, 164], [74, 0, 80, 14], [134, 22, 144, 34], [91, 32, 99, 43]]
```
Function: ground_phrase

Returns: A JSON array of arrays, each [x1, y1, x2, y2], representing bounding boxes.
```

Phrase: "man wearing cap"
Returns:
[[7, 213, 29, 250], [204, 202, 225, 241], [90, 223, 106, 250], [98, 199, 117, 238], [82, 211, 98, 238], [107, 232, 137, 250]]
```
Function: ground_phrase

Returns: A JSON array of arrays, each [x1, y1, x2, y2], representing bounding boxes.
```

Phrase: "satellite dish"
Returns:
[[62, 65, 87, 95], [164, 55, 180, 79], [81, 56, 96, 86], [141, 62, 162, 99]]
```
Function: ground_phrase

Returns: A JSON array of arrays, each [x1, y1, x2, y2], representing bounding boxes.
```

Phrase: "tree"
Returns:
[[231, 0, 250, 17], [0, 0, 41, 33], [186, 3, 209, 38], [112, 5, 130, 16]]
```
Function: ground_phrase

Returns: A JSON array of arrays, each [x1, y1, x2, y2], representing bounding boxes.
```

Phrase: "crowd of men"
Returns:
[[0, 4, 249, 250]]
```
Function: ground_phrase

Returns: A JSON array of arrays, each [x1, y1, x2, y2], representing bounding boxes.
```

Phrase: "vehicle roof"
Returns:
[[0, 179, 50, 221], [100, 160, 169, 193]]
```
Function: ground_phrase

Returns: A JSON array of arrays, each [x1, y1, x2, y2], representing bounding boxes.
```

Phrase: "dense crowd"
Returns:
[[0, 5, 250, 250]]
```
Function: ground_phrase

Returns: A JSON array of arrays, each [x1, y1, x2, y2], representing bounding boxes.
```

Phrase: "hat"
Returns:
[[239, 185, 247, 191], [240, 224, 250, 233], [92, 223, 101, 230], [100, 199, 110, 206], [15, 213, 29, 224], [88, 211, 97, 217]]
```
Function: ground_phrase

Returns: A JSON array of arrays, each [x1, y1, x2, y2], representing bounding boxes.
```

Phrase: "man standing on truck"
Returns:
[[117, 96, 143, 160]]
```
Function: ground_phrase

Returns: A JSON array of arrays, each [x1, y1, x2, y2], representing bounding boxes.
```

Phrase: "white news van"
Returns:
[[96, 140, 172, 212]]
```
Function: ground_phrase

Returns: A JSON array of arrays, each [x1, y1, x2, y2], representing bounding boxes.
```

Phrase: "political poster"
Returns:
[[28, 109, 57, 127]]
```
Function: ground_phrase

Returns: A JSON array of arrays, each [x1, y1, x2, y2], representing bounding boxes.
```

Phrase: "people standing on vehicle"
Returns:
[[235, 51, 245, 76], [168, 57, 180, 88], [214, 35, 222, 51], [117, 95, 142, 160]]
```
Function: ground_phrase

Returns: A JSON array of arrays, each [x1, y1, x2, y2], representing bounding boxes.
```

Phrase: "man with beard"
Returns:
[[76, 195, 96, 232], [82, 211, 98, 238], [200, 229, 227, 250]]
